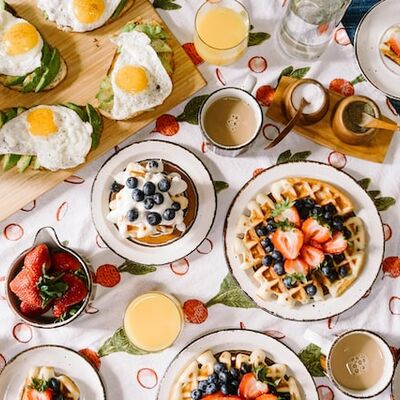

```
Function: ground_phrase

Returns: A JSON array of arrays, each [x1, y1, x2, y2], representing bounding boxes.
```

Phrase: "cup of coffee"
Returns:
[[304, 329, 395, 398], [199, 75, 263, 157]]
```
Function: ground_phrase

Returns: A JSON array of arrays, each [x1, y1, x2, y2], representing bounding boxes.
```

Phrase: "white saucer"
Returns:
[[0, 345, 106, 399], [224, 161, 384, 321], [355, 0, 400, 100], [157, 329, 318, 400], [91, 140, 217, 265]]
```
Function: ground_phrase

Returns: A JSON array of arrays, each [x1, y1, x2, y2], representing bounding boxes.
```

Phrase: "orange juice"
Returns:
[[123, 292, 183, 352], [194, 0, 249, 65]]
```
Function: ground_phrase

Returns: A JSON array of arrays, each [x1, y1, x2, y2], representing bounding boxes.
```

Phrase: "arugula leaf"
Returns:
[[29, 378, 49, 392]]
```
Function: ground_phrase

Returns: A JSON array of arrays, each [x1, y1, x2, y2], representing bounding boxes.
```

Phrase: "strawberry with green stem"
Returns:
[[329, 74, 365, 97]]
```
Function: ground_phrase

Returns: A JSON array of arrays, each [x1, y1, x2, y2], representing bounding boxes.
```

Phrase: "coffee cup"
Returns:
[[199, 75, 263, 157], [304, 329, 395, 398]]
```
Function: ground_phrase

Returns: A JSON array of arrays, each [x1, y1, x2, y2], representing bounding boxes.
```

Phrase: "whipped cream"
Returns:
[[107, 160, 188, 239]]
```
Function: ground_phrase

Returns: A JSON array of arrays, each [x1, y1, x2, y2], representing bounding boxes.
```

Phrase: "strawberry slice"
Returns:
[[22, 387, 53, 400], [284, 258, 310, 275], [10, 269, 43, 309], [20, 301, 49, 317], [302, 218, 331, 243], [24, 244, 51, 277], [52, 252, 81, 273], [323, 231, 348, 255], [309, 240, 323, 250], [274, 206, 301, 227], [239, 373, 269, 399], [272, 228, 304, 260], [388, 37, 400, 57], [256, 395, 278, 400], [53, 273, 88, 318], [300, 245, 324, 269], [203, 394, 241, 400]]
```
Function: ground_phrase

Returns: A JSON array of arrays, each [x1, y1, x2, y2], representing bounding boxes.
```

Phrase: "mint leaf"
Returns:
[[214, 181, 229, 194], [248, 32, 271, 47], [206, 274, 257, 309], [118, 261, 156, 275], [298, 344, 325, 377]]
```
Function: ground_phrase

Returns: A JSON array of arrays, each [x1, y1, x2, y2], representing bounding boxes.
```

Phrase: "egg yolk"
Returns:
[[115, 65, 149, 93], [73, 0, 106, 24], [4, 22, 40, 56], [27, 109, 58, 137]]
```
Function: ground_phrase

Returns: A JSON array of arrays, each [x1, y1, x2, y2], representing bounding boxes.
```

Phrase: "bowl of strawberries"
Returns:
[[6, 226, 92, 328]]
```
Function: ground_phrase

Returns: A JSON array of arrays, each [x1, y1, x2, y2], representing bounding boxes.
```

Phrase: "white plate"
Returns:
[[91, 140, 217, 265], [355, 0, 400, 100], [392, 362, 400, 400], [224, 161, 384, 321], [157, 329, 318, 400], [0, 345, 106, 399]]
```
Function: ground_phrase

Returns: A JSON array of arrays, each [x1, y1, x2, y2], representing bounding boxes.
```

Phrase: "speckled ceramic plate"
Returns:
[[91, 140, 217, 265], [224, 161, 384, 321], [355, 0, 400, 100], [0, 345, 106, 399], [157, 329, 318, 400]]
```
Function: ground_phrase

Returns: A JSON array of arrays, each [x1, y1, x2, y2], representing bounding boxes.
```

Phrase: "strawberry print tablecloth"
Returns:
[[1, 1, 400, 399]]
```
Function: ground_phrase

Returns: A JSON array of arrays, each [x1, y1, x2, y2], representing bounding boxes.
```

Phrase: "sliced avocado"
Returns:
[[17, 155, 32, 173], [63, 103, 88, 122], [0, 1, 4, 10], [4, 108, 17, 122], [0, 111, 6, 128], [111, 0, 128, 19], [2, 154, 21, 171], [158, 52, 174, 75], [3, 74, 26, 87], [151, 39, 172, 53], [86, 104, 102, 150], [31, 156, 41, 170], [96, 77, 114, 112], [17, 107, 26, 115], [35, 48, 61, 92]]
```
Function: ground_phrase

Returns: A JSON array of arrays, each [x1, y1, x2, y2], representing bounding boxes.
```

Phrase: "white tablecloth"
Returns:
[[1, 1, 399, 399]]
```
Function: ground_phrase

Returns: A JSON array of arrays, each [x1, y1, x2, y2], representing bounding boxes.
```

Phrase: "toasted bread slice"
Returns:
[[382, 47, 400, 67], [96, 18, 175, 121]]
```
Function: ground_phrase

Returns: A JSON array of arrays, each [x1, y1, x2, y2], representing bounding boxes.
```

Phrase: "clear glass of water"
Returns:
[[278, 0, 352, 60]]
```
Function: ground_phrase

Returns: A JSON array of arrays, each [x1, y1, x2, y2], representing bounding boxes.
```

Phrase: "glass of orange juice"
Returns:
[[194, 0, 250, 66], [123, 291, 184, 353]]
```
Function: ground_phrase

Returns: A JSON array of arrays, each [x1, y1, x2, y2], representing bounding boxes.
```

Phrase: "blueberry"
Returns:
[[260, 237, 272, 249], [143, 182, 156, 196], [262, 255, 273, 266], [48, 378, 60, 393], [324, 203, 337, 215], [338, 266, 348, 278], [306, 284, 317, 297], [332, 216, 344, 231], [274, 262, 285, 276], [328, 270, 339, 282], [198, 380, 208, 392], [276, 394, 291, 400], [205, 383, 218, 394], [126, 177, 138, 189], [127, 209, 139, 222], [284, 276, 295, 289], [163, 208, 176, 221], [144, 197, 155, 210], [321, 264, 332, 276], [271, 250, 283, 261], [218, 371, 229, 383], [158, 179, 171, 192], [214, 362, 226, 374], [343, 227, 352, 239], [147, 160, 159, 169], [266, 222, 277, 233], [311, 205, 323, 216], [53, 395, 64, 400], [298, 207, 310, 220], [240, 363, 252, 374], [304, 198, 316, 209], [256, 226, 268, 237], [132, 188, 144, 202], [229, 368, 240, 380], [229, 382, 239, 394], [324, 255, 334, 268], [220, 384, 229, 395], [333, 253, 346, 264], [324, 211, 333, 221], [147, 212, 162, 226], [171, 201, 181, 211], [191, 389, 203, 400], [207, 373, 219, 385], [153, 193, 164, 205], [111, 181, 123, 192]]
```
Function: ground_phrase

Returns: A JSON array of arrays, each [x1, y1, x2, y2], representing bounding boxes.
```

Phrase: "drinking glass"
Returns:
[[194, 0, 250, 66], [278, 0, 352, 60]]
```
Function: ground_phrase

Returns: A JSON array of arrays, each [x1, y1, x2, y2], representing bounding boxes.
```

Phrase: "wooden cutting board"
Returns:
[[267, 76, 397, 163], [0, 0, 206, 222]]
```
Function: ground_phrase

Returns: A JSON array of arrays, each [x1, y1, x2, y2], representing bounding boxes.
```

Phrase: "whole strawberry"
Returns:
[[53, 273, 88, 318], [24, 243, 51, 276], [52, 252, 81, 273]]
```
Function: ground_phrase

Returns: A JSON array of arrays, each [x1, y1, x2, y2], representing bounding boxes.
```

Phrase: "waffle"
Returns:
[[234, 177, 366, 307], [169, 349, 302, 400]]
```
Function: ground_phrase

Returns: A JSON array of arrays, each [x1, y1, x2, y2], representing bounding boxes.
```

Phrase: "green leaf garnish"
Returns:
[[271, 199, 294, 218], [298, 344, 325, 377], [29, 378, 49, 392]]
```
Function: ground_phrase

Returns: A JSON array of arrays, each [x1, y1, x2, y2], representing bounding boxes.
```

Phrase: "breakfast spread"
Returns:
[[170, 348, 301, 400], [19, 366, 80, 400], [37, 0, 133, 32], [0, 2, 67, 92], [107, 159, 196, 245], [9, 243, 89, 320], [0, 103, 102, 172], [234, 177, 365, 307], [96, 18, 174, 120], [380, 26, 400, 67]]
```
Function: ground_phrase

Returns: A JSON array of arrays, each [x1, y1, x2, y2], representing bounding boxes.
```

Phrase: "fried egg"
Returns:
[[0, 10, 43, 76], [37, 0, 123, 32], [110, 30, 173, 120], [0, 106, 93, 170]]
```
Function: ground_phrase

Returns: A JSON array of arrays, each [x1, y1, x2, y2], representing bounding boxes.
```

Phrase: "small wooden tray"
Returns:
[[266, 76, 397, 163]]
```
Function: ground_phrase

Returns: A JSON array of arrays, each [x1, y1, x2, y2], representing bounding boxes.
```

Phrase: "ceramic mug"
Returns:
[[304, 328, 395, 398], [198, 75, 263, 157]]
